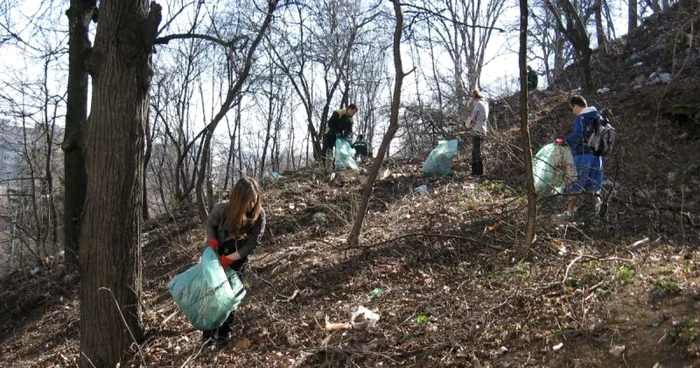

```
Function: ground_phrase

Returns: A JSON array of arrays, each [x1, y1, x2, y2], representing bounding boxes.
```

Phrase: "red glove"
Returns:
[[219, 255, 234, 268], [555, 138, 564, 146], [208, 238, 219, 250]]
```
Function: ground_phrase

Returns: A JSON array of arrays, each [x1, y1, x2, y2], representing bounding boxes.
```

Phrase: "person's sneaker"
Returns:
[[594, 202, 608, 217]]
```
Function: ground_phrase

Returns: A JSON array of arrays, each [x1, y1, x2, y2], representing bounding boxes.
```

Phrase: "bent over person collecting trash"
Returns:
[[203, 177, 266, 349]]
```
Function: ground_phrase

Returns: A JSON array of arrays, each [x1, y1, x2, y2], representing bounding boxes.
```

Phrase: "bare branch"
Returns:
[[153, 33, 248, 48]]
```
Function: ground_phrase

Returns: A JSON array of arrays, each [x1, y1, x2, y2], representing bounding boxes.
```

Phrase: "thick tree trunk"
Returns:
[[519, 0, 536, 247], [79, 1, 161, 367], [347, 0, 403, 247], [142, 118, 153, 220], [62, 0, 95, 275]]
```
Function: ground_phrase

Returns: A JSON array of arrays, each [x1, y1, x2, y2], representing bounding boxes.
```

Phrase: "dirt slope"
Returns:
[[1, 4, 699, 368]]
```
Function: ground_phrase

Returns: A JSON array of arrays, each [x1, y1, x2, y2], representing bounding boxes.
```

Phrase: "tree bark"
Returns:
[[594, 0, 606, 49], [520, 0, 536, 247], [544, 0, 594, 92], [347, 0, 403, 247], [79, 1, 161, 366], [62, 0, 95, 275], [628, 0, 637, 34]]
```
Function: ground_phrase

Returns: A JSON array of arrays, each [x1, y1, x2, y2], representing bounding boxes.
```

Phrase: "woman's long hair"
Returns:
[[227, 177, 262, 239]]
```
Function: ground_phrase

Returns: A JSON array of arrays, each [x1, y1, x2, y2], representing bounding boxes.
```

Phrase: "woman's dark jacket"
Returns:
[[205, 202, 266, 271]]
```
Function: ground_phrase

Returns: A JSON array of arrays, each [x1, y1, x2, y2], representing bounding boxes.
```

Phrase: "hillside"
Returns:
[[1, 5, 699, 368]]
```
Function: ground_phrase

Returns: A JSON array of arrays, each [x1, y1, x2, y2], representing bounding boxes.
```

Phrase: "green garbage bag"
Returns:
[[532, 143, 576, 194], [422, 139, 459, 175], [167, 247, 246, 331], [334, 136, 358, 171]]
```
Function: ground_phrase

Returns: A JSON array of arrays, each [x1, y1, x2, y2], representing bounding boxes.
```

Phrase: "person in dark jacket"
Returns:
[[321, 104, 358, 171], [527, 65, 538, 91], [202, 177, 266, 349], [555, 95, 604, 219], [352, 134, 369, 162]]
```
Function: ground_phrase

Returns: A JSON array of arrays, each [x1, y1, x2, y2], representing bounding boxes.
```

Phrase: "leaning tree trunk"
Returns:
[[347, 0, 404, 247], [519, 0, 536, 247], [79, 1, 161, 367], [62, 0, 96, 275]]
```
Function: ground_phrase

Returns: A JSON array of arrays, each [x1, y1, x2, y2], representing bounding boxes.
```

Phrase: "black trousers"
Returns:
[[202, 263, 248, 341], [321, 133, 335, 158], [472, 135, 484, 176]]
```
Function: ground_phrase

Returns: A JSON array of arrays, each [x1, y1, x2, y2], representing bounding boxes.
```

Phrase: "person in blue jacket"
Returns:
[[556, 95, 603, 219], [203, 177, 266, 349]]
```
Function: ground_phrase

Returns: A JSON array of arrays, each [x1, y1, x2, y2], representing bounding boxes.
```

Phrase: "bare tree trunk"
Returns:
[[628, 0, 638, 34], [347, 0, 403, 247], [79, 1, 161, 366], [62, 0, 95, 275], [594, 0, 606, 49], [520, 0, 536, 247], [545, 0, 595, 92], [142, 115, 154, 220]]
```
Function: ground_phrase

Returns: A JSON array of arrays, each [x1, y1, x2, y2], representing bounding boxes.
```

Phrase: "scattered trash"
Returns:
[[552, 342, 564, 351], [497, 346, 508, 355], [351, 306, 380, 330], [325, 306, 380, 332], [414, 185, 429, 195], [647, 71, 672, 85], [366, 288, 386, 301], [271, 171, 280, 180], [629, 53, 640, 61], [633, 61, 644, 67], [381, 169, 392, 180], [312, 212, 328, 223], [608, 345, 625, 357], [324, 317, 351, 332], [596, 87, 611, 94], [30, 266, 41, 276], [678, 132, 689, 140], [633, 84, 644, 90], [652, 363, 663, 368]]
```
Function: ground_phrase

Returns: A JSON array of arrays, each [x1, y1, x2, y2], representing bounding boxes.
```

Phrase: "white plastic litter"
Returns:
[[414, 185, 429, 195], [351, 306, 380, 330]]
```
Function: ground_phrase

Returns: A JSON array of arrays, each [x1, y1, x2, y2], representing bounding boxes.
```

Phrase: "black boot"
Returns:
[[202, 329, 216, 349]]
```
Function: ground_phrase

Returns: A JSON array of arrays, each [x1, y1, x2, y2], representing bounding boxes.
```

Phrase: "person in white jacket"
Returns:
[[468, 89, 489, 176]]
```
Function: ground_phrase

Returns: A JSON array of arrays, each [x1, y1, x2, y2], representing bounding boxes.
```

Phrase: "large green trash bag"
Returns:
[[167, 247, 247, 331], [422, 139, 459, 175], [532, 143, 577, 194], [334, 137, 359, 171]]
